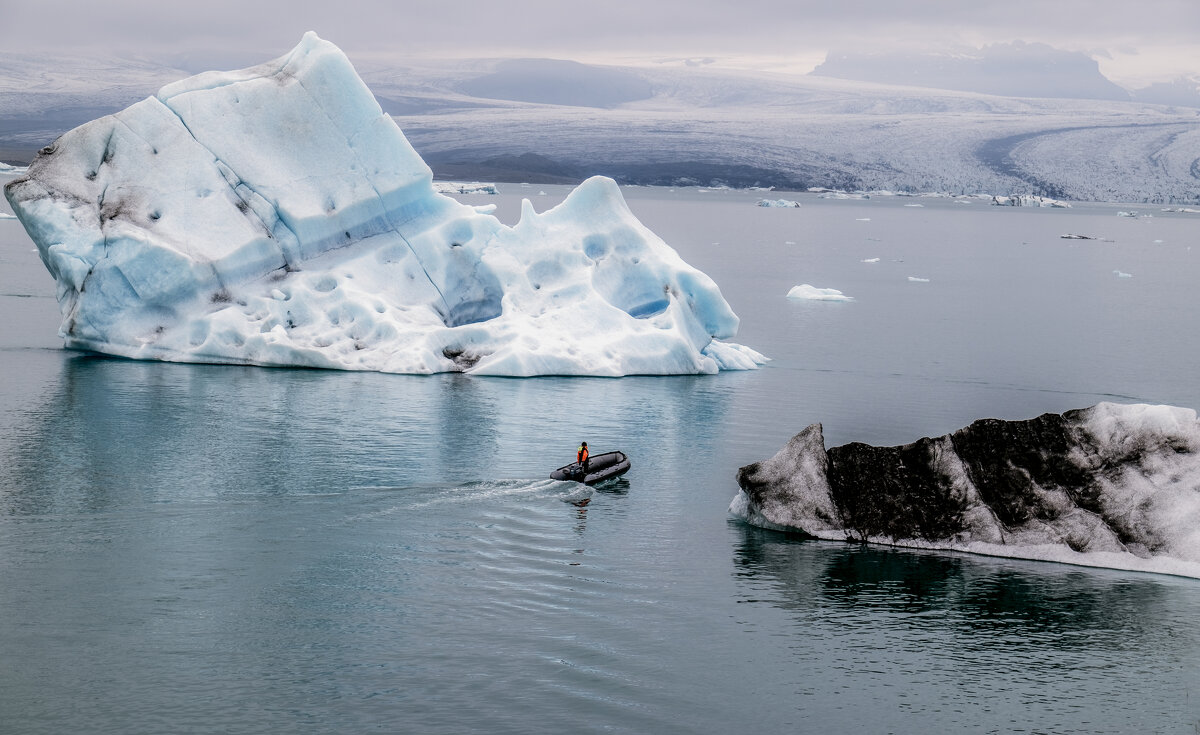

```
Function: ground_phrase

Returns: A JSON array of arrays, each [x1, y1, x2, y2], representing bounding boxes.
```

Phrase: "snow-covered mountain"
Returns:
[[811, 43, 1131, 101], [1133, 76, 1200, 109], [3, 49, 1198, 203], [0, 51, 189, 164]]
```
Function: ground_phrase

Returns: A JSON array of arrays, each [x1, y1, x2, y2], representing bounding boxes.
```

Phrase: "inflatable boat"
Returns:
[[550, 451, 631, 485]]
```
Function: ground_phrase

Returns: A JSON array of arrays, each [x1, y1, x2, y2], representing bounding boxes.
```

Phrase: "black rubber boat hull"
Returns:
[[550, 451, 631, 485]]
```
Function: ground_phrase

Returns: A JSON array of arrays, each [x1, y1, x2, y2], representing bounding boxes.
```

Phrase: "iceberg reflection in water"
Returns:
[[730, 525, 1195, 732]]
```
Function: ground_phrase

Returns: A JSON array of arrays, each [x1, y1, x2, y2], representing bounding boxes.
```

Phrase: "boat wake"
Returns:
[[352, 478, 590, 512]]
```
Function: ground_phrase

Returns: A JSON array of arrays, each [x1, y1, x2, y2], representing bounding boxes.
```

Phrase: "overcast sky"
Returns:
[[2, 0, 1197, 85]]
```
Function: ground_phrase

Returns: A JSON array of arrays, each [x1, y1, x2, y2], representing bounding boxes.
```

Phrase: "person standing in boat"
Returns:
[[577, 442, 590, 476]]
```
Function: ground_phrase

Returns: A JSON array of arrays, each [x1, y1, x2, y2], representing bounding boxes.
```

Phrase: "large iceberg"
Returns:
[[3, 33, 762, 376], [732, 403, 1200, 578]]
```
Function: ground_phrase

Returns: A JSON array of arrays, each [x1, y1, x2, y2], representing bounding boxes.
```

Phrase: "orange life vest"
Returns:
[[578, 446, 589, 463]]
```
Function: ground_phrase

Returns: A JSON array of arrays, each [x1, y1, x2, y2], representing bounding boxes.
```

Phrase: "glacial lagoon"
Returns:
[[2, 183, 1199, 733]]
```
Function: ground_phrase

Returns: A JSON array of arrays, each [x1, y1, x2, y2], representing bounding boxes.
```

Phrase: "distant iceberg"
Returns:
[[786, 284, 854, 301], [731, 403, 1200, 578], [432, 182, 499, 195], [3, 33, 763, 377], [757, 198, 801, 208], [991, 194, 1070, 208], [814, 190, 869, 200]]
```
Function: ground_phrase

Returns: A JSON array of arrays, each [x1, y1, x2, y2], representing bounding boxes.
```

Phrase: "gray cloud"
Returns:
[[2, 0, 1197, 77]]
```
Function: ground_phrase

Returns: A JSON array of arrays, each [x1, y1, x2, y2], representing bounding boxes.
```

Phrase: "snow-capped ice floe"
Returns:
[[757, 198, 801, 208], [2, 33, 763, 377], [432, 181, 498, 195], [817, 191, 869, 200], [991, 194, 1070, 208], [0, 212, 18, 220], [786, 284, 854, 301], [731, 403, 1200, 578], [861, 257, 880, 263], [907, 276, 930, 282], [1114, 270, 1133, 278], [0, 162, 28, 175]]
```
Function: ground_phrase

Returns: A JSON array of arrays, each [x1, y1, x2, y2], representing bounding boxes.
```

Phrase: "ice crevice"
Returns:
[[152, 96, 300, 269]]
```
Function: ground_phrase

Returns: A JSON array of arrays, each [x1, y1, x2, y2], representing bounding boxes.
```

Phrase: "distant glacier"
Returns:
[[2, 46, 1198, 203]]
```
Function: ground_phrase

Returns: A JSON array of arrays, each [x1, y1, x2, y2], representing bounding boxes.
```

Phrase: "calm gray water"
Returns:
[[2, 183, 1200, 733]]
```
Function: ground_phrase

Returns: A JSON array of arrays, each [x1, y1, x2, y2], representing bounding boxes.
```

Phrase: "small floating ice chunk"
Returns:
[[861, 257, 879, 263], [787, 284, 854, 302], [903, 203, 924, 208], [1113, 270, 1133, 278], [855, 217, 871, 221], [0, 212, 17, 220], [757, 198, 801, 208], [907, 276, 930, 282], [1061, 233, 1096, 240], [784, 240, 796, 245]]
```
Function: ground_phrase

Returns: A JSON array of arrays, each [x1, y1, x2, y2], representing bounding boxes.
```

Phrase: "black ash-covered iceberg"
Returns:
[[732, 403, 1200, 577]]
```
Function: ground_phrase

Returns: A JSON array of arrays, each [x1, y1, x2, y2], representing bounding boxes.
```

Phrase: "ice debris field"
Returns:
[[3, 33, 763, 377]]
